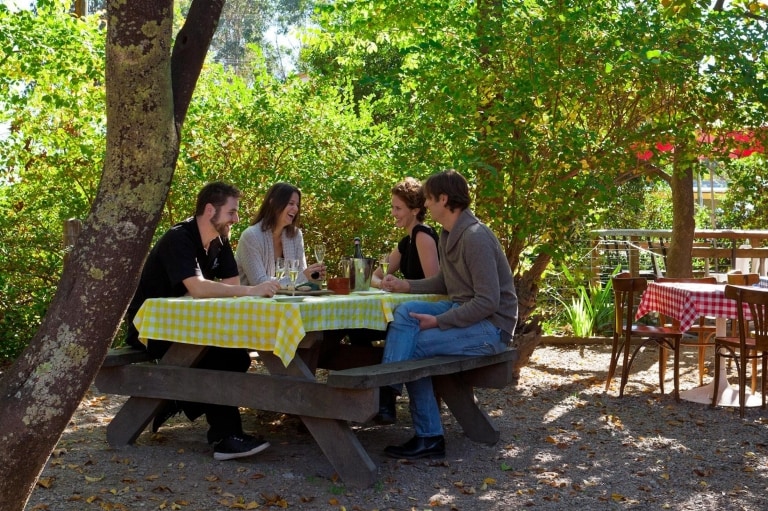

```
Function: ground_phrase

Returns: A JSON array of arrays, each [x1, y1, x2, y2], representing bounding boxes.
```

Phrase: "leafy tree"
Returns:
[[624, 1, 768, 276], [718, 155, 768, 229], [307, 0, 768, 326]]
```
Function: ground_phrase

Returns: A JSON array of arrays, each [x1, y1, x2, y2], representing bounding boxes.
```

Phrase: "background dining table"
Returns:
[[635, 281, 761, 407]]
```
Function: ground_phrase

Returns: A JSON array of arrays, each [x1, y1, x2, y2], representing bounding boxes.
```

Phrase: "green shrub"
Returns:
[[555, 265, 617, 337]]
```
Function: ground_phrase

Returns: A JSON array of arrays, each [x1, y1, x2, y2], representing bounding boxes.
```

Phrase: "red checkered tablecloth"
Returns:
[[635, 282, 749, 333]]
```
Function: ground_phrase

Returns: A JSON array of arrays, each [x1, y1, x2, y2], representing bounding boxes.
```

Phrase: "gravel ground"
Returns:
[[26, 343, 768, 510]]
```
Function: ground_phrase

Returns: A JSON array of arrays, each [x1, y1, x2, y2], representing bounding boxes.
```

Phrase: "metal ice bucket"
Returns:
[[345, 257, 375, 291]]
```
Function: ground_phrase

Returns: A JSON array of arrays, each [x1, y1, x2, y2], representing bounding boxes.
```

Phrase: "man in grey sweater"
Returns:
[[380, 169, 518, 460]]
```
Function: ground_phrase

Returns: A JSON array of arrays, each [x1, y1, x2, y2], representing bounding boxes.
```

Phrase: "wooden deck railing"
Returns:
[[590, 229, 768, 279]]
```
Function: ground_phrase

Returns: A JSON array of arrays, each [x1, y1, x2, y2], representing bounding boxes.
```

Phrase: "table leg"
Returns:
[[679, 318, 763, 407], [257, 344, 379, 488], [300, 416, 377, 487], [106, 397, 166, 447]]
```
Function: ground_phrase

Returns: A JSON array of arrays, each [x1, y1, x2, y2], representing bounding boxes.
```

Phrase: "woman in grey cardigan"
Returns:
[[235, 183, 325, 288]]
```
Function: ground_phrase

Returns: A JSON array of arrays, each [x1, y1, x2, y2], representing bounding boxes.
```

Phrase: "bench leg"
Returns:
[[300, 416, 377, 488], [434, 375, 499, 445], [106, 397, 163, 447], [102, 343, 208, 447]]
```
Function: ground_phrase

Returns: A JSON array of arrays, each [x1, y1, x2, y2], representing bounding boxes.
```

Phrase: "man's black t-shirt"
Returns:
[[124, 217, 238, 348]]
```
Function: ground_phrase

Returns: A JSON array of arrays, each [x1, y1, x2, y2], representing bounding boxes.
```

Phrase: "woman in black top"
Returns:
[[371, 177, 439, 286], [349, 178, 439, 424]]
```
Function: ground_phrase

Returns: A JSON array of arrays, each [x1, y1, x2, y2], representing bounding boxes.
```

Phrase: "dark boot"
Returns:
[[152, 400, 182, 433], [384, 435, 445, 460], [373, 386, 397, 425]]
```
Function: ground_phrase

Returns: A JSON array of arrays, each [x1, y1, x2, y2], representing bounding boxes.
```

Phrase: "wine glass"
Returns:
[[314, 243, 326, 288], [275, 257, 286, 283], [379, 253, 389, 278], [288, 258, 300, 293]]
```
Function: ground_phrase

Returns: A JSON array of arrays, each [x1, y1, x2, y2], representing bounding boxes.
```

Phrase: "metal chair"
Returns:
[[655, 277, 718, 386], [605, 274, 684, 400], [712, 285, 768, 417]]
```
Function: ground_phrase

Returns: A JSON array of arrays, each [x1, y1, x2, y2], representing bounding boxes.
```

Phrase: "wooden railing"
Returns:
[[590, 229, 768, 279]]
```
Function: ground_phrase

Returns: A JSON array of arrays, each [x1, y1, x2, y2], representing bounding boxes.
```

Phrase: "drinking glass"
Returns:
[[275, 257, 286, 282], [288, 258, 300, 293], [314, 243, 326, 264], [314, 243, 326, 288], [379, 253, 389, 278], [340, 259, 351, 279]]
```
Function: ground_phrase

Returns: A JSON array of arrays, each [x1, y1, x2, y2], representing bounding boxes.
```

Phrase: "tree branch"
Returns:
[[614, 161, 670, 186], [171, 0, 226, 128]]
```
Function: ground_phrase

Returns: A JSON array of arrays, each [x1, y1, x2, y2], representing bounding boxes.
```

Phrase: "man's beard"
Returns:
[[210, 210, 230, 239]]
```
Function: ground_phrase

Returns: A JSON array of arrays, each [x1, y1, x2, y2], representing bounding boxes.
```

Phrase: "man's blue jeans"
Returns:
[[382, 300, 508, 437]]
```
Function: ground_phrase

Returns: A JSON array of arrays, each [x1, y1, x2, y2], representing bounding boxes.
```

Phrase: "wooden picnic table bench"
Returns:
[[101, 346, 157, 366], [96, 340, 518, 486], [326, 348, 518, 445], [95, 293, 519, 487]]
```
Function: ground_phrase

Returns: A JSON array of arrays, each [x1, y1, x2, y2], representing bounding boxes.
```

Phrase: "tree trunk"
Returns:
[[0, 1, 222, 508], [665, 157, 696, 278]]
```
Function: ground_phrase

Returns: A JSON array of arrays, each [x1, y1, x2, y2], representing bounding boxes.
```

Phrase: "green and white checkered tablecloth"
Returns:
[[133, 292, 446, 366]]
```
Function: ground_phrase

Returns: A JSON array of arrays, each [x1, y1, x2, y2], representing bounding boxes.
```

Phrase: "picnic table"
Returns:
[[95, 291, 518, 487]]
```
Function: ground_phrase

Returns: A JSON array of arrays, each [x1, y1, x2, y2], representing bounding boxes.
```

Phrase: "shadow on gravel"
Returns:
[[25, 345, 768, 511]]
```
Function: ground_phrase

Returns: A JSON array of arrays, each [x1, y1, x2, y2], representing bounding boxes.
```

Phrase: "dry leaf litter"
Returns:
[[26, 343, 768, 510]]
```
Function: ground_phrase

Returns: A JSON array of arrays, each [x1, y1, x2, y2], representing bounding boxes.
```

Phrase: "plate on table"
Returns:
[[271, 295, 306, 303], [352, 289, 386, 295], [276, 289, 335, 296]]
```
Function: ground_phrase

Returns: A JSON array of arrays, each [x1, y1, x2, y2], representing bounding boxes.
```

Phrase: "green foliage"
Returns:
[[553, 265, 616, 337], [309, 0, 768, 276], [717, 156, 768, 230], [0, 4, 105, 360], [598, 179, 715, 231]]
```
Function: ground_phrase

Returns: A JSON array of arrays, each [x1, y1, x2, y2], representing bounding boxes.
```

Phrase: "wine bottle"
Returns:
[[353, 237, 364, 259]]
